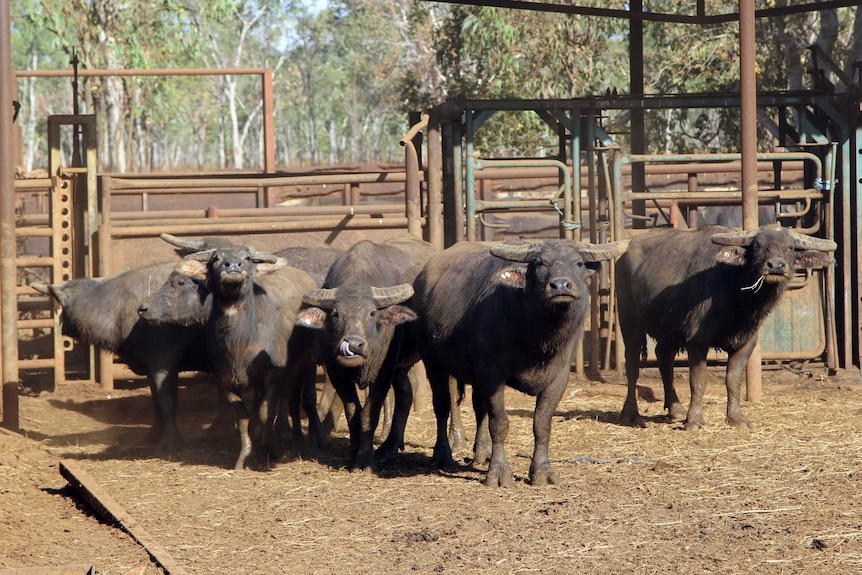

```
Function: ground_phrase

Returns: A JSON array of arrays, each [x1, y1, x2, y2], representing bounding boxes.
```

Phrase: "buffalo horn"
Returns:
[[578, 239, 631, 262], [185, 248, 217, 262], [710, 229, 758, 246], [788, 230, 838, 252], [248, 248, 279, 263], [160, 233, 206, 251], [490, 242, 541, 263], [371, 284, 414, 309], [302, 288, 339, 309], [29, 282, 49, 295]]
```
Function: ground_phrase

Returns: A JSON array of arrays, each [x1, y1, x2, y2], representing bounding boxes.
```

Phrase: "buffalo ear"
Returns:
[[294, 307, 327, 330], [493, 265, 527, 288], [794, 250, 834, 269], [715, 246, 746, 267], [175, 259, 209, 281], [377, 305, 417, 326]]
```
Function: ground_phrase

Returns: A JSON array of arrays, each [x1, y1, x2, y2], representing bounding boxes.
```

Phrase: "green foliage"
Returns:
[[11, 1, 862, 169]]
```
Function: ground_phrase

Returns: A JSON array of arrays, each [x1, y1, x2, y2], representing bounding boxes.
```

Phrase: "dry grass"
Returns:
[[3, 366, 862, 574]]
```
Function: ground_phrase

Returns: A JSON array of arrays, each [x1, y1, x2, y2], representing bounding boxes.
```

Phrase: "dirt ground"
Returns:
[[2, 364, 862, 575]]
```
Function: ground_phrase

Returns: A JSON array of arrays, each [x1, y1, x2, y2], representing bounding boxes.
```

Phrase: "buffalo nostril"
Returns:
[[138, 304, 148, 314], [550, 278, 572, 291], [339, 337, 366, 357], [767, 260, 787, 274]]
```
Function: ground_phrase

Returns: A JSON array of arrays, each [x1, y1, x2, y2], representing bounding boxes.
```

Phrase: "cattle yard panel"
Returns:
[[15, 115, 98, 392], [428, 90, 853, 374], [608, 150, 835, 371]]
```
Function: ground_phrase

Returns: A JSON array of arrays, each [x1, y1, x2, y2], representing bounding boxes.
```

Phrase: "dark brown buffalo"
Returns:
[[294, 235, 436, 472], [178, 247, 319, 470], [30, 263, 209, 453], [616, 225, 836, 430], [413, 238, 629, 487]]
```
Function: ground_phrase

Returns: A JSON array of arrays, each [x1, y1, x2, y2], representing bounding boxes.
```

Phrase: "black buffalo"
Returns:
[[140, 239, 343, 445], [616, 225, 836, 430], [177, 247, 319, 469], [30, 263, 209, 453], [159, 233, 341, 288], [413, 238, 629, 487], [294, 235, 436, 471]]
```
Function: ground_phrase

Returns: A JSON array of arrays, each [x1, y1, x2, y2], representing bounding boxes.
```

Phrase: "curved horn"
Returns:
[[302, 288, 339, 309], [248, 248, 279, 264], [29, 281, 50, 295], [710, 229, 759, 246], [160, 233, 207, 252], [577, 239, 630, 262], [490, 242, 541, 263], [184, 248, 217, 262], [788, 230, 838, 252], [371, 284, 414, 309]]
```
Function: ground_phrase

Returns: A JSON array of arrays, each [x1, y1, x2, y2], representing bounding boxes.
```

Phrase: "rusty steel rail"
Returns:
[[401, 113, 429, 239], [97, 170, 424, 275]]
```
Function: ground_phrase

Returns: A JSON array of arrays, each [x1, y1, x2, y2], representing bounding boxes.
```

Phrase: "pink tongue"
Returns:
[[339, 340, 355, 357]]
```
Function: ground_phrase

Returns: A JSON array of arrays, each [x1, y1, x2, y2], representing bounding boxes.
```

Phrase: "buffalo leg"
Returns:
[[427, 364, 455, 470], [317, 377, 343, 435], [482, 383, 513, 488], [329, 373, 363, 468], [355, 380, 391, 472], [226, 389, 253, 470], [655, 340, 686, 421], [684, 347, 709, 430], [471, 390, 491, 466], [620, 330, 646, 427], [448, 376, 467, 451], [378, 367, 414, 460], [724, 337, 757, 430], [379, 388, 394, 441], [257, 380, 285, 468], [529, 375, 567, 486], [300, 363, 328, 448]]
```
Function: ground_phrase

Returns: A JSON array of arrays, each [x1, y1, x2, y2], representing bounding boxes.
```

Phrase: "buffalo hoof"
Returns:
[[484, 463, 514, 488], [377, 436, 404, 460], [727, 416, 756, 431], [667, 402, 687, 421], [471, 445, 491, 467], [530, 464, 560, 487], [156, 435, 184, 455], [619, 410, 646, 428], [351, 451, 376, 474], [448, 428, 467, 452], [683, 419, 705, 431]]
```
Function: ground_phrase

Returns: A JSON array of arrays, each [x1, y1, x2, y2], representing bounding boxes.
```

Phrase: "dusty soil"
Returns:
[[3, 366, 862, 575]]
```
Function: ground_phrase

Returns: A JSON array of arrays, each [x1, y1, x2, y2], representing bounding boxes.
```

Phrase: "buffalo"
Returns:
[[616, 224, 836, 430], [413, 238, 629, 487], [30, 263, 209, 453], [174, 247, 320, 469], [294, 235, 436, 471]]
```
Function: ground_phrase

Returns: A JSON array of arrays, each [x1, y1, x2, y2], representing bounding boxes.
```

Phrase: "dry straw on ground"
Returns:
[[2, 366, 862, 574]]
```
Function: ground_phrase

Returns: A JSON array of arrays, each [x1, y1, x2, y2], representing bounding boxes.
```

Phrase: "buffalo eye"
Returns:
[[369, 309, 377, 318], [576, 261, 584, 268], [330, 308, 339, 319], [177, 279, 186, 287]]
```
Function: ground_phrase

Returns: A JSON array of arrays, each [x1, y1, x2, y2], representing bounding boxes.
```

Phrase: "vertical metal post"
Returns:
[[427, 108, 444, 249], [1, 0, 20, 430], [262, 68, 275, 174], [740, 0, 762, 402], [630, 0, 646, 228], [464, 109, 476, 242], [97, 175, 114, 392]]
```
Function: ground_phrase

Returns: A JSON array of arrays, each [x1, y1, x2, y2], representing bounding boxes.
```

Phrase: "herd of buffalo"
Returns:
[[29, 224, 837, 487]]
